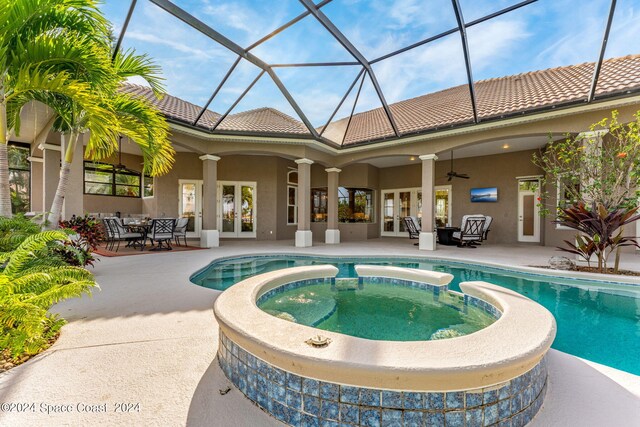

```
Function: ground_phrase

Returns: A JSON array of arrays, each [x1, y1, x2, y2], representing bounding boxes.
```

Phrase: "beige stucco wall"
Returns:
[[30, 160, 43, 212], [146, 152, 202, 218], [379, 149, 545, 245]]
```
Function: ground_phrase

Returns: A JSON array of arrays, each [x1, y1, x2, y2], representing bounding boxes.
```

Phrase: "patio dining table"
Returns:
[[125, 222, 153, 251]]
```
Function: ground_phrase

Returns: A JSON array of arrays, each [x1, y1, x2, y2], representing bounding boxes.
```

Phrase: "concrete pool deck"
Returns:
[[0, 240, 638, 426]]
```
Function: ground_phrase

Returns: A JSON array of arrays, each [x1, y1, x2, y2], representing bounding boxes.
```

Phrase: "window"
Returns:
[[143, 175, 154, 198], [287, 170, 298, 224], [9, 143, 30, 214], [338, 187, 374, 223], [311, 188, 327, 222], [556, 176, 580, 229], [84, 161, 141, 197]]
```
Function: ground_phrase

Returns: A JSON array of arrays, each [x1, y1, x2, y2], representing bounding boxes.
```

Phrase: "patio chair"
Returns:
[[403, 216, 421, 246], [102, 218, 116, 251], [451, 215, 486, 248], [104, 217, 144, 252], [481, 215, 493, 242], [174, 217, 189, 247], [149, 218, 176, 251]]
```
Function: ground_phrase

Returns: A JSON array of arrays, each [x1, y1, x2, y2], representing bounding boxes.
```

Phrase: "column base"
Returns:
[[325, 229, 340, 244], [200, 230, 220, 248], [419, 232, 437, 251], [295, 230, 313, 247]]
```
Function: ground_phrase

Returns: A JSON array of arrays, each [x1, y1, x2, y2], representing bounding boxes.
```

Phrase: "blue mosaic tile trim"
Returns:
[[256, 277, 502, 320], [218, 331, 547, 426]]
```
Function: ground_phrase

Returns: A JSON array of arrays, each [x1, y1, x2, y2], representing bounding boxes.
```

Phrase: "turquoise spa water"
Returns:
[[191, 255, 640, 375], [258, 280, 497, 341]]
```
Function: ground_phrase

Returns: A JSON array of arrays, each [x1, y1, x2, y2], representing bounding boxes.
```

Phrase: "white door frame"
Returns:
[[178, 179, 203, 238], [380, 187, 419, 237], [517, 178, 541, 243], [217, 181, 257, 238], [434, 185, 453, 227]]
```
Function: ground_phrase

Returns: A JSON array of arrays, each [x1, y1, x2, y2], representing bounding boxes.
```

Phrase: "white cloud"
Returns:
[[368, 19, 529, 106]]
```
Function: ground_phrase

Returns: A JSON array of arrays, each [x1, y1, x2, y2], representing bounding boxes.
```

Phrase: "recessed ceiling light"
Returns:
[[409, 156, 416, 161], [503, 144, 510, 149]]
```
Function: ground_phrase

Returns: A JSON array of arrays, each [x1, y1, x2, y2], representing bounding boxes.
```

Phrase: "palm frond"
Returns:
[[114, 49, 165, 95], [3, 231, 68, 277], [110, 93, 175, 176]]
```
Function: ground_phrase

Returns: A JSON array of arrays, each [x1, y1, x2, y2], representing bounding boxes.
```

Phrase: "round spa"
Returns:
[[214, 265, 556, 427]]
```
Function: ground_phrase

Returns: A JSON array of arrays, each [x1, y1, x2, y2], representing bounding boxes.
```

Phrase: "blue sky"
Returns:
[[101, 0, 640, 127]]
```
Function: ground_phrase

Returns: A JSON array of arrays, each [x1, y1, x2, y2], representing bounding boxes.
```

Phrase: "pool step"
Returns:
[[332, 278, 362, 291]]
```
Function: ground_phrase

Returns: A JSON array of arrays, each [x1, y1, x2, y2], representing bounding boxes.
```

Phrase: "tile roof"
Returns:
[[121, 84, 221, 128], [217, 107, 309, 134], [122, 54, 640, 146], [120, 86, 308, 135], [338, 54, 640, 145]]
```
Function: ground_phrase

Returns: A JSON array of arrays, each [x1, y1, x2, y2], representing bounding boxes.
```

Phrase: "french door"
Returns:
[[218, 181, 257, 238], [517, 179, 541, 242], [381, 188, 418, 237], [178, 180, 202, 238]]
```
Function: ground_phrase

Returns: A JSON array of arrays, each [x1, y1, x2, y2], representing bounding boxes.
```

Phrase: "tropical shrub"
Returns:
[[555, 202, 640, 272], [59, 214, 104, 250], [534, 110, 640, 273], [0, 231, 98, 358], [0, 214, 40, 251]]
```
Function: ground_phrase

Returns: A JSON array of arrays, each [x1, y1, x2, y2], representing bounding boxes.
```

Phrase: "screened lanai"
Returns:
[[101, 0, 640, 147]]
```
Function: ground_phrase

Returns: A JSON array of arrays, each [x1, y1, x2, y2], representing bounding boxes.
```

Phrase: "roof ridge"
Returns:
[[227, 106, 303, 125]]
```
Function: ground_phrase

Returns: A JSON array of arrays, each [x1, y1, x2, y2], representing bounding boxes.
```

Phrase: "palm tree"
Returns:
[[0, 0, 114, 217], [44, 47, 175, 227]]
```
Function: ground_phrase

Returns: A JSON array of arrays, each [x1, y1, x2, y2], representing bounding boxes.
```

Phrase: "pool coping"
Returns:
[[191, 252, 640, 291], [214, 265, 557, 391]]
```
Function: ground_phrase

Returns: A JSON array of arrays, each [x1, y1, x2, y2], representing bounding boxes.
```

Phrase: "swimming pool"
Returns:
[[192, 255, 640, 375]]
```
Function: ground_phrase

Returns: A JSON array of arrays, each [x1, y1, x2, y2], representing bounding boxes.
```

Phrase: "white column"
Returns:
[[419, 154, 438, 250], [200, 154, 220, 248], [325, 167, 341, 244], [42, 143, 61, 214], [295, 158, 313, 247]]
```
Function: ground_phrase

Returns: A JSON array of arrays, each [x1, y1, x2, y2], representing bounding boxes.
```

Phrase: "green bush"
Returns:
[[0, 231, 98, 358], [0, 214, 41, 252]]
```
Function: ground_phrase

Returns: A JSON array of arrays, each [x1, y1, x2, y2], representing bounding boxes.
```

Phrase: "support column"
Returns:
[[200, 154, 221, 248], [295, 158, 313, 247], [325, 167, 341, 244], [419, 154, 438, 250], [62, 134, 84, 220], [42, 143, 61, 214]]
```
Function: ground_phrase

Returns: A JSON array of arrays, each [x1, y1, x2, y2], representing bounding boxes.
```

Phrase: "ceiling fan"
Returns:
[[446, 150, 470, 181]]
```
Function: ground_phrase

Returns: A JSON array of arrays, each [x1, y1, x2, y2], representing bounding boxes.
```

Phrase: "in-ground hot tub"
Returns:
[[214, 265, 556, 427]]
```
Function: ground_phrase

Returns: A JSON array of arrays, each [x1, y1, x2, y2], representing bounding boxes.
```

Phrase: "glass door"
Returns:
[[398, 191, 412, 233], [178, 180, 202, 237], [518, 179, 540, 242], [434, 185, 452, 227], [382, 191, 395, 235], [381, 189, 417, 237], [218, 181, 257, 238]]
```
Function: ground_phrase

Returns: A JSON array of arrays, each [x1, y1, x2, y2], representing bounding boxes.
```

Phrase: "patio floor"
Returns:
[[0, 240, 638, 426]]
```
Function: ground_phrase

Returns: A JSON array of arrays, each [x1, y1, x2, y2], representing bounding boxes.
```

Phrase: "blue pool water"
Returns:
[[191, 255, 640, 375]]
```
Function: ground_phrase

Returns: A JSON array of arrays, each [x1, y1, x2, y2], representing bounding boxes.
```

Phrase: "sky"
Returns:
[[101, 0, 640, 128]]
